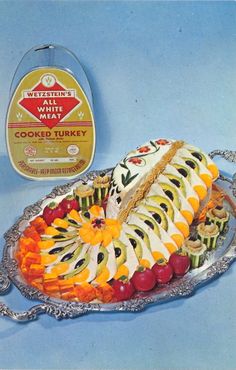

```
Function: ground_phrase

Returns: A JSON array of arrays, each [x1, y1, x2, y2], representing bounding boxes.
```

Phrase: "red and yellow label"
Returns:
[[7, 68, 95, 179]]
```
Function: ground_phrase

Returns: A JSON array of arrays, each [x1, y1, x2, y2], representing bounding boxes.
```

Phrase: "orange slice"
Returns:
[[82, 222, 92, 230], [194, 185, 207, 201], [164, 242, 178, 254], [107, 225, 120, 239], [171, 233, 184, 247], [79, 227, 92, 237], [91, 230, 103, 245], [207, 163, 219, 180], [53, 218, 69, 228], [69, 209, 82, 223], [105, 219, 121, 227], [51, 262, 69, 275], [45, 226, 60, 236], [38, 240, 55, 250], [94, 267, 110, 284], [81, 231, 94, 244], [89, 205, 102, 217], [175, 222, 189, 238], [181, 210, 193, 225], [73, 268, 90, 283], [139, 259, 151, 268], [200, 174, 212, 188], [114, 264, 129, 280], [102, 230, 113, 247], [188, 197, 199, 213], [41, 254, 58, 265], [152, 251, 165, 261]]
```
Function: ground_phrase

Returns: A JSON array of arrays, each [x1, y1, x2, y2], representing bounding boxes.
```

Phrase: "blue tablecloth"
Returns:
[[0, 2, 236, 369]]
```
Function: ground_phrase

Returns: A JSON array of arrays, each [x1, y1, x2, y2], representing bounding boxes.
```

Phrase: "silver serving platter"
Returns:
[[0, 150, 236, 322]]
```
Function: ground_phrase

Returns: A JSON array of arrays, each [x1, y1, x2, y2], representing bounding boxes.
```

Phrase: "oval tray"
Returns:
[[0, 150, 236, 321]]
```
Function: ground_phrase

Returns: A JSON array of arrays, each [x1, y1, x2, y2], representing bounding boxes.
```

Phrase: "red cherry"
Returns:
[[112, 279, 135, 301], [42, 205, 55, 225], [42, 203, 65, 225], [60, 196, 79, 214], [53, 204, 65, 219], [151, 260, 173, 284], [131, 267, 156, 292], [169, 251, 190, 277]]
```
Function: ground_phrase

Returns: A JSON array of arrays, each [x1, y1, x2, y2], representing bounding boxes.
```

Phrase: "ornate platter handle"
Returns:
[[0, 263, 90, 321], [209, 149, 236, 164], [0, 264, 11, 294], [0, 299, 92, 321], [0, 261, 92, 321], [0, 264, 43, 321], [0, 301, 48, 322], [209, 150, 236, 197]]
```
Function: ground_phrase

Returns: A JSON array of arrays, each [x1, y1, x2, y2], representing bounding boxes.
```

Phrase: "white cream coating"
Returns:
[[44, 241, 81, 272], [51, 222, 76, 233], [129, 208, 178, 250], [106, 139, 175, 219], [176, 148, 213, 178], [122, 223, 156, 266], [103, 139, 219, 280], [158, 173, 194, 217], [143, 198, 184, 241], [171, 156, 207, 191], [184, 143, 217, 175], [163, 164, 199, 203], [157, 222, 178, 249], [118, 229, 140, 278], [99, 241, 118, 281], [85, 245, 100, 282], [107, 139, 214, 220], [54, 244, 90, 276], [150, 178, 190, 227], [41, 238, 78, 251], [127, 212, 171, 259], [107, 139, 218, 222]]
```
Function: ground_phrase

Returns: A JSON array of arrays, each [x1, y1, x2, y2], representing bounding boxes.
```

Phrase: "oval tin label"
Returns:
[[6, 68, 95, 179]]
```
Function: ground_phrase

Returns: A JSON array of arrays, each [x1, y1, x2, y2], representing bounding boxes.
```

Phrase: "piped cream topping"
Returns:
[[93, 174, 110, 189], [75, 183, 94, 197], [197, 222, 219, 236], [210, 206, 228, 220], [185, 238, 203, 253]]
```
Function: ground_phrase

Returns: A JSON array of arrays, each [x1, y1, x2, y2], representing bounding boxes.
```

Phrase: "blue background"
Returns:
[[0, 1, 236, 369]]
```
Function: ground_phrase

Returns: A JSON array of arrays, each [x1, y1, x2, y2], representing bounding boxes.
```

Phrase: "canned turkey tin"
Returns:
[[6, 44, 96, 180]]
